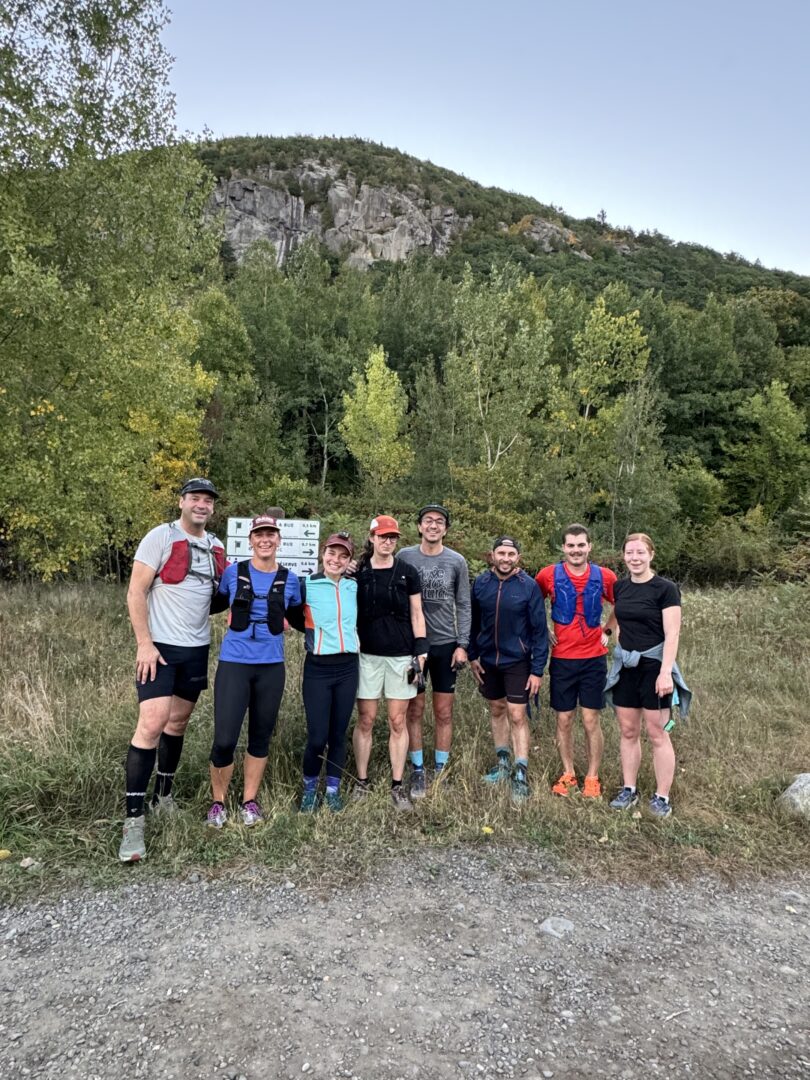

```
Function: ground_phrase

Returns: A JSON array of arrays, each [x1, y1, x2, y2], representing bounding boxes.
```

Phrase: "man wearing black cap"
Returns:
[[398, 504, 471, 796], [119, 478, 225, 862], [468, 536, 548, 804]]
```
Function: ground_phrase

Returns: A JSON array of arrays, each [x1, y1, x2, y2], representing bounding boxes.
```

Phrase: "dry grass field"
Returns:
[[0, 582, 808, 900]]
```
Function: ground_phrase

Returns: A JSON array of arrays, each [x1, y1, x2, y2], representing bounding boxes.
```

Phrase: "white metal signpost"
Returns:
[[226, 518, 321, 577]]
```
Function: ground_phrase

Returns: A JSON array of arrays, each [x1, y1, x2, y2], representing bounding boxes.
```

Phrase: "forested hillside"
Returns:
[[1, 6, 808, 582]]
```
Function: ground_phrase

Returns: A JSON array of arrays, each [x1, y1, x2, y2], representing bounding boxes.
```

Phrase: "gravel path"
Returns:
[[1, 849, 807, 1079]]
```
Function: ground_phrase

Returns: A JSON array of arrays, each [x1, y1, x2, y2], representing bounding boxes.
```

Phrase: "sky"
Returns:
[[163, 0, 810, 274]]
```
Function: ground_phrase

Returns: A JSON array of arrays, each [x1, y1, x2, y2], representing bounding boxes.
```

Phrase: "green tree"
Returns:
[[339, 346, 414, 496], [0, 1, 219, 576], [723, 381, 809, 516]]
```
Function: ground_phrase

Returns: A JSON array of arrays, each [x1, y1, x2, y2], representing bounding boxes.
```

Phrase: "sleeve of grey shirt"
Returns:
[[454, 554, 472, 649]]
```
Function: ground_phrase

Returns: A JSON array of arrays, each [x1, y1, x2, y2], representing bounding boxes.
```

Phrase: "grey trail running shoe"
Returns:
[[240, 800, 263, 826], [206, 801, 228, 828], [351, 781, 371, 802], [609, 787, 640, 811], [409, 767, 427, 800], [150, 793, 178, 817], [118, 815, 146, 862], [390, 786, 413, 813]]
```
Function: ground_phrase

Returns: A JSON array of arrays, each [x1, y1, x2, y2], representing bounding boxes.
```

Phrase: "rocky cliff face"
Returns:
[[212, 160, 473, 267]]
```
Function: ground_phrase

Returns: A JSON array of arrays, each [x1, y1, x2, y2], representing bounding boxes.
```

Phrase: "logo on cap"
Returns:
[[249, 515, 281, 533]]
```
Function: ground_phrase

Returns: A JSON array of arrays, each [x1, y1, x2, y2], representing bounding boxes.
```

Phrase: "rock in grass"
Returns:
[[778, 773, 810, 820]]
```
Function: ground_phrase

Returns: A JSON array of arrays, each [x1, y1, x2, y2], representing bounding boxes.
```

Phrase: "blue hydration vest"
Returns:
[[550, 562, 604, 628]]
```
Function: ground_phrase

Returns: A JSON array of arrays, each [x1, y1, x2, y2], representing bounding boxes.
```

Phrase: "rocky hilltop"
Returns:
[[212, 160, 473, 267]]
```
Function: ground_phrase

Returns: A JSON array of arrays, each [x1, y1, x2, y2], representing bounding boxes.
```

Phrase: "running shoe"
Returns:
[[299, 790, 321, 814], [240, 800, 263, 826], [551, 772, 579, 797], [511, 768, 530, 805], [118, 815, 146, 862], [648, 794, 673, 818], [324, 790, 344, 813], [351, 781, 371, 801], [482, 757, 511, 785], [609, 787, 639, 811], [409, 767, 427, 800], [390, 786, 413, 812], [582, 776, 602, 799], [150, 793, 178, 816], [206, 801, 228, 828]]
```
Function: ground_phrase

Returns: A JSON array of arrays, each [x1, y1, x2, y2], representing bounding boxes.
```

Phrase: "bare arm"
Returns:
[[409, 592, 427, 643], [601, 605, 617, 647], [127, 561, 165, 683], [656, 605, 681, 696]]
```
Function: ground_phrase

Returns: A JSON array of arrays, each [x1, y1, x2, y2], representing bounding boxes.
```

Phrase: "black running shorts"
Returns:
[[135, 642, 209, 703]]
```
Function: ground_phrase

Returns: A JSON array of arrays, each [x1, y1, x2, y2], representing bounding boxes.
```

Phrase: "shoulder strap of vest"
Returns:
[[236, 560, 253, 590], [271, 564, 289, 592]]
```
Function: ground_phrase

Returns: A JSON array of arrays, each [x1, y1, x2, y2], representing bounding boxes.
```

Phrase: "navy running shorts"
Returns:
[[549, 655, 607, 712]]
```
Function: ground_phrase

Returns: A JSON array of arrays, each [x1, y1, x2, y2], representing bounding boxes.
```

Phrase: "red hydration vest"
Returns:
[[158, 529, 226, 586]]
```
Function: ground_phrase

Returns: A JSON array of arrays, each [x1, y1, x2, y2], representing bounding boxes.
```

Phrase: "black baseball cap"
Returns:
[[180, 477, 220, 499], [418, 504, 451, 527], [492, 535, 521, 553]]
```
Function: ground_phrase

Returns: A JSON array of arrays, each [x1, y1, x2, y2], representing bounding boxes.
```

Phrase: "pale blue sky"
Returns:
[[164, 0, 810, 274]]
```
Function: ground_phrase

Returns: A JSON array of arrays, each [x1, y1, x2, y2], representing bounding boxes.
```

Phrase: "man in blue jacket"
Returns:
[[469, 535, 548, 803]]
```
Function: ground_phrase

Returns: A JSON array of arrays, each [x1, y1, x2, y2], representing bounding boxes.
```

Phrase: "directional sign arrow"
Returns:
[[304, 529, 316, 536]]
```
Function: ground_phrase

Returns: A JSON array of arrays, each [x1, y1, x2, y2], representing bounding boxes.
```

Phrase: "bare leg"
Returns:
[[406, 693, 426, 756], [242, 753, 268, 802], [488, 697, 510, 750], [507, 702, 530, 762], [581, 707, 604, 777], [209, 762, 234, 804], [555, 709, 576, 774], [353, 699, 378, 779], [643, 708, 675, 797], [387, 700, 410, 782], [615, 707, 643, 788], [432, 692, 454, 753]]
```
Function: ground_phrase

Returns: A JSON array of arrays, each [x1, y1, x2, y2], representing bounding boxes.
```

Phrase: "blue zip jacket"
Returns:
[[289, 573, 359, 656], [468, 569, 548, 676]]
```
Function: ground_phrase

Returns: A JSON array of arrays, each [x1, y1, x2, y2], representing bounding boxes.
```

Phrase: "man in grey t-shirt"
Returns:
[[118, 478, 225, 863], [398, 504, 471, 797]]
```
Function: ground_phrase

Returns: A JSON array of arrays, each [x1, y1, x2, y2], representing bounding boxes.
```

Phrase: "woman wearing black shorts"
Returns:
[[605, 533, 683, 818]]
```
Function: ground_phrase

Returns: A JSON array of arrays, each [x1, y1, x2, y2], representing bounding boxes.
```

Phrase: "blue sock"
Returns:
[[434, 750, 449, 771], [326, 775, 340, 794], [303, 775, 319, 793], [410, 749, 424, 770]]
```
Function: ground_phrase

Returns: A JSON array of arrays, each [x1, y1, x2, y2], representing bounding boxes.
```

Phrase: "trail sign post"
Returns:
[[226, 518, 321, 577]]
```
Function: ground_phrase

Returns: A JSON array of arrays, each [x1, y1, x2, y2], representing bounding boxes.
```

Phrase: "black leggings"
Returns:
[[210, 661, 285, 767], [302, 654, 359, 779]]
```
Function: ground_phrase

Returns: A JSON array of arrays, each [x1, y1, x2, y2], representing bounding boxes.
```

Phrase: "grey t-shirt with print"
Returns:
[[133, 521, 224, 647], [398, 545, 471, 649]]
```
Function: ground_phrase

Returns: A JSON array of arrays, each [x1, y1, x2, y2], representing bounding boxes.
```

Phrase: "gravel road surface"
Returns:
[[1, 849, 807, 1079]]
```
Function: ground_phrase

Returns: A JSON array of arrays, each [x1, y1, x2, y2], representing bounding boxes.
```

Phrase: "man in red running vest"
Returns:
[[535, 524, 616, 799], [119, 478, 225, 862]]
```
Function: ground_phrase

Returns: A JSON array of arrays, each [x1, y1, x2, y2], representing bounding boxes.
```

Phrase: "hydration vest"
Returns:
[[229, 561, 290, 635], [357, 558, 410, 621], [550, 562, 604, 628], [158, 526, 226, 586]]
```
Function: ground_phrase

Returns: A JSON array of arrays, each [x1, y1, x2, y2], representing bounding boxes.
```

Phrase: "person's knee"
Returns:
[[388, 711, 407, 736], [355, 708, 376, 734], [210, 743, 235, 768], [247, 737, 271, 759], [134, 707, 170, 747], [581, 709, 602, 733], [507, 706, 528, 729], [555, 710, 575, 732]]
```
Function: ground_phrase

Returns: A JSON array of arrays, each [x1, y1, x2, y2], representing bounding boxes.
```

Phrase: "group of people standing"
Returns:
[[118, 478, 690, 863]]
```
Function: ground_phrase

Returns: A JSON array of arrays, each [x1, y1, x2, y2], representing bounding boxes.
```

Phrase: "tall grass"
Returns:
[[1, 582, 808, 900]]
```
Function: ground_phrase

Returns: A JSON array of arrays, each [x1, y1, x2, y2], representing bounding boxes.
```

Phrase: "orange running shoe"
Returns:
[[582, 775, 602, 799], [551, 772, 579, 797]]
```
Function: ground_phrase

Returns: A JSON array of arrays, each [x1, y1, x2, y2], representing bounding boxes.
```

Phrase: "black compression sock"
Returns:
[[153, 733, 184, 799], [125, 745, 157, 817]]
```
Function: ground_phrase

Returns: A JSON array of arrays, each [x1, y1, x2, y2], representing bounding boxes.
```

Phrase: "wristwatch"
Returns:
[[602, 627, 613, 637]]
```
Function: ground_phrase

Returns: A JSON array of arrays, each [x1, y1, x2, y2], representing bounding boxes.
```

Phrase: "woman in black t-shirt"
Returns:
[[351, 515, 428, 812], [606, 532, 681, 818]]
